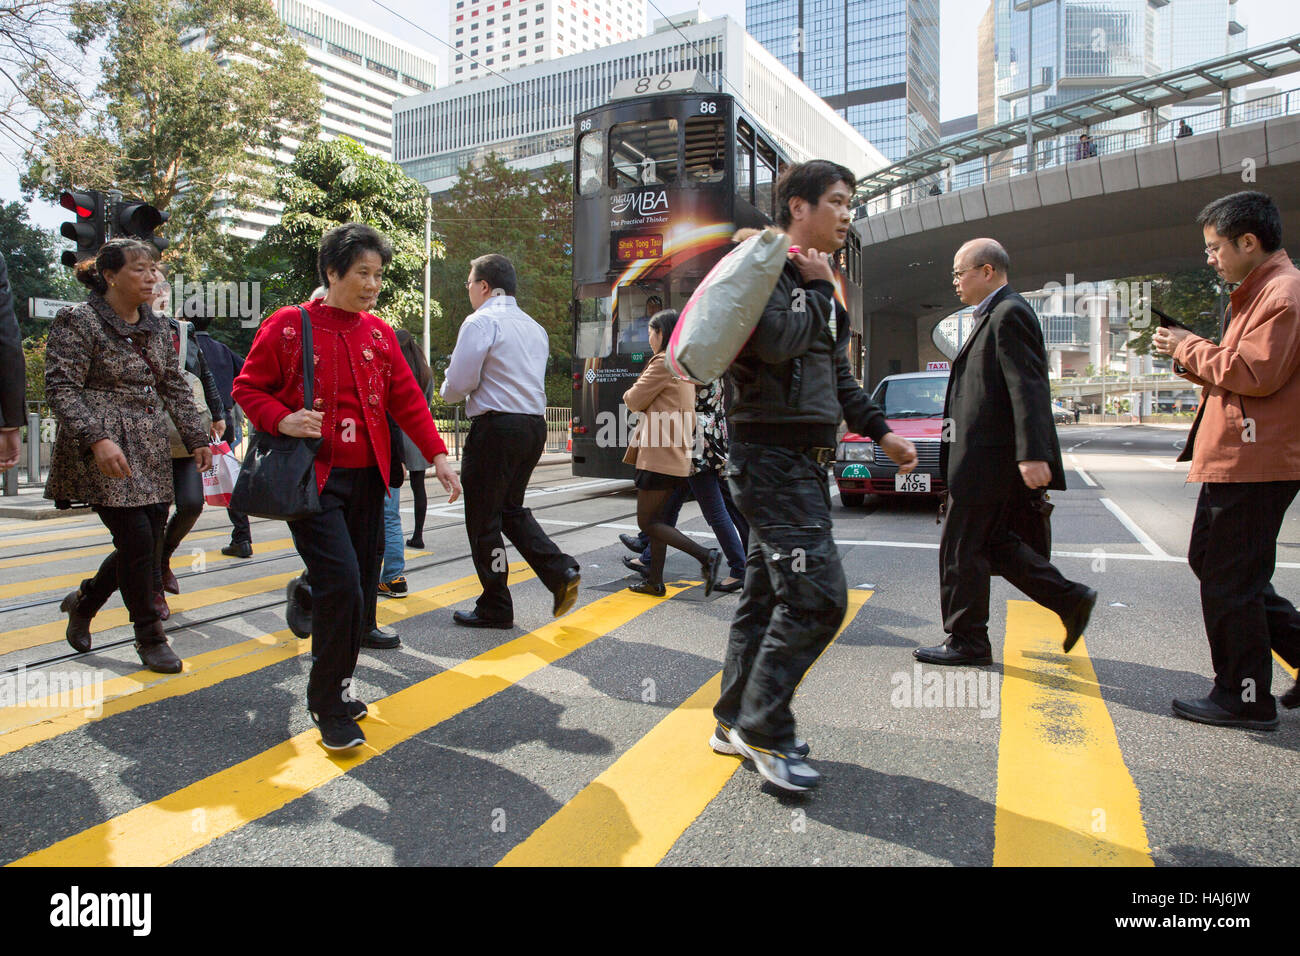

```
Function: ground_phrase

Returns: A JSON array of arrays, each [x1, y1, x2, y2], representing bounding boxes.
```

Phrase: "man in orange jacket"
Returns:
[[1156, 190, 1300, 731]]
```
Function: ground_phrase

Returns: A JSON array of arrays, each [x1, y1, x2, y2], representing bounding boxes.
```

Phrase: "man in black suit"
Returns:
[[0, 252, 24, 472], [914, 239, 1097, 666]]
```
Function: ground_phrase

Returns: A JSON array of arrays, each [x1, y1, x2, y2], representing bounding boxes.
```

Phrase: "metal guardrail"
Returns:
[[856, 33, 1300, 211]]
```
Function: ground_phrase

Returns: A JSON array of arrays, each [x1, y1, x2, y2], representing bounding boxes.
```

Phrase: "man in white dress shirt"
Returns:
[[442, 254, 581, 627]]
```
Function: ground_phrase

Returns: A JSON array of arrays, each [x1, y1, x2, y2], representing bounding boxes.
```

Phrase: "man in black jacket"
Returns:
[[712, 160, 917, 792], [914, 239, 1097, 667], [0, 252, 24, 472]]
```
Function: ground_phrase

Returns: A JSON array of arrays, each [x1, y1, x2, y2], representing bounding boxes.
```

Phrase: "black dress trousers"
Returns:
[[460, 413, 577, 621], [1188, 479, 1300, 717]]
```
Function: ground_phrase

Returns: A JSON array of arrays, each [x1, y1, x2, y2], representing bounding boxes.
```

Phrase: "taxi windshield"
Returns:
[[872, 378, 946, 418]]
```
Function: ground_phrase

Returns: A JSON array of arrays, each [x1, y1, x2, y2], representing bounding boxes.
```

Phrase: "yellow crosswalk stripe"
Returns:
[[0, 524, 115, 550], [0, 528, 229, 571], [993, 600, 1153, 866], [0, 566, 535, 755], [0, 571, 304, 656], [498, 589, 872, 867], [0, 538, 297, 601], [9, 583, 686, 867]]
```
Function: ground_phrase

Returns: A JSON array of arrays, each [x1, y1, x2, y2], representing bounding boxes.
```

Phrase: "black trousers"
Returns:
[[155, 456, 205, 586], [461, 413, 577, 621], [80, 504, 168, 640], [940, 467, 1086, 654], [1188, 480, 1300, 717], [288, 466, 385, 718], [714, 442, 847, 749]]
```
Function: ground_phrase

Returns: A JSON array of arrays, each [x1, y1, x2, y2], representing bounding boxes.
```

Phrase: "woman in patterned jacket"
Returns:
[[48, 240, 213, 674]]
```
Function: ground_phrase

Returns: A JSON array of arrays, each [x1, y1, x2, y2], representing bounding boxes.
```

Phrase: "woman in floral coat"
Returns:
[[47, 239, 213, 674]]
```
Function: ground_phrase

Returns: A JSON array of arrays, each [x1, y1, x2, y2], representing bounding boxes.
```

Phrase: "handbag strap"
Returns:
[[298, 306, 314, 410]]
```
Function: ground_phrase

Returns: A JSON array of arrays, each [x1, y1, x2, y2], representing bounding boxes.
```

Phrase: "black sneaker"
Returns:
[[346, 699, 368, 721], [727, 726, 821, 791], [710, 720, 809, 759], [312, 712, 366, 751]]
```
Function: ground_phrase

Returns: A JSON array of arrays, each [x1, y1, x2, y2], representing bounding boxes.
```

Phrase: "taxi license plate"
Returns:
[[895, 473, 931, 493], [841, 464, 871, 478]]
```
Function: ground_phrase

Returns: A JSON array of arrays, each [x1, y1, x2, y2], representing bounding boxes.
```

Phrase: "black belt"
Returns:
[[470, 410, 543, 422]]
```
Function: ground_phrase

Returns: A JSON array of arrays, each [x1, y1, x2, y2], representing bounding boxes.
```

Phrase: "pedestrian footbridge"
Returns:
[[851, 37, 1300, 386]]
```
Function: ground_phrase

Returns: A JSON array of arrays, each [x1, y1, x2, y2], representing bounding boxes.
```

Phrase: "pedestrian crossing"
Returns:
[[0, 512, 1283, 867]]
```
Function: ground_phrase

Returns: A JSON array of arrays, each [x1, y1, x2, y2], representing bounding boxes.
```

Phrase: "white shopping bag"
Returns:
[[202, 441, 241, 507], [666, 228, 791, 384]]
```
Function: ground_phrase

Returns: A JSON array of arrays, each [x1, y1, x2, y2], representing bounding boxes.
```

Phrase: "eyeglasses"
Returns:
[[951, 265, 985, 280], [1204, 238, 1238, 257]]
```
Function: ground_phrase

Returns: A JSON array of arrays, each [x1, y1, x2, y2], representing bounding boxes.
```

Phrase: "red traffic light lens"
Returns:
[[59, 193, 92, 218]]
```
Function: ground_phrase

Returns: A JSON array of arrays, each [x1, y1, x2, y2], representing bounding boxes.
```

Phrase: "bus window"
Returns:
[[609, 119, 679, 190], [684, 116, 726, 184], [576, 296, 613, 359], [578, 130, 604, 197], [736, 139, 752, 202], [616, 287, 664, 356], [756, 142, 776, 219]]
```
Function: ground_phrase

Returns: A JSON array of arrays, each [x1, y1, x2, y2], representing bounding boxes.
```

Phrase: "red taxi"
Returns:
[[835, 370, 948, 506]]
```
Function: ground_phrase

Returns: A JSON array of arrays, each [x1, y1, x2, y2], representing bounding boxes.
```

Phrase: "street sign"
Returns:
[[28, 298, 80, 319]]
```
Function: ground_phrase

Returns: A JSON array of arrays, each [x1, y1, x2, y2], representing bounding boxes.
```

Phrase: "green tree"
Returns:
[[1123, 268, 1225, 355], [0, 201, 84, 338], [250, 136, 439, 331], [21, 0, 321, 277], [429, 154, 573, 391]]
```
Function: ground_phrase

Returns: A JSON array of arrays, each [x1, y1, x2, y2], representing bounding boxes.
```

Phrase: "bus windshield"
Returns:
[[576, 295, 613, 359], [615, 287, 666, 356], [610, 119, 679, 189]]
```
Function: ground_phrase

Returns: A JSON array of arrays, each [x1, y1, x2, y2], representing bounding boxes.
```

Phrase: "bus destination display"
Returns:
[[615, 234, 663, 261]]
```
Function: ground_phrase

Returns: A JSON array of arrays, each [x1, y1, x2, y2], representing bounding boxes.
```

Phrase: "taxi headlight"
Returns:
[[839, 442, 870, 461]]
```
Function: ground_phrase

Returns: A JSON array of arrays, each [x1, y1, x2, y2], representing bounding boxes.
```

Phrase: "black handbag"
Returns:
[[228, 306, 323, 521]]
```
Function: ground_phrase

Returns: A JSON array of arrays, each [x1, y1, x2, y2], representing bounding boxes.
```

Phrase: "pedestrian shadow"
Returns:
[[0, 769, 109, 864], [552, 639, 721, 712], [427, 681, 614, 757], [837, 603, 936, 648], [1156, 843, 1251, 866]]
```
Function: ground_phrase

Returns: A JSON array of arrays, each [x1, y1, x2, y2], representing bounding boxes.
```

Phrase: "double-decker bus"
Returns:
[[568, 72, 865, 478]]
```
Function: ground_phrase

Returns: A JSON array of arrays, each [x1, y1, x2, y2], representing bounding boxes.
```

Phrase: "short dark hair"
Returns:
[[469, 253, 517, 296], [74, 238, 156, 295], [318, 222, 393, 288], [647, 308, 678, 351], [1196, 191, 1282, 253], [775, 160, 857, 230]]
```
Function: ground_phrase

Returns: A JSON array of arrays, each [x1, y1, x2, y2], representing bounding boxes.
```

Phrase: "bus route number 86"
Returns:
[[699, 101, 717, 114], [634, 76, 677, 93]]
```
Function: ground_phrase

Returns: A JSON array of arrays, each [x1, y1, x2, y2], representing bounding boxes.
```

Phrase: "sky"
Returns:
[[8, 0, 1300, 231]]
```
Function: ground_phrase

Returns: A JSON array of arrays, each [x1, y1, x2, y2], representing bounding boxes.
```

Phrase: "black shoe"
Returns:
[[714, 576, 744, 594], [552, 567, 580, 617], [361, 626, 401, 649], [1171, 696, 1278, 731], [378, 576, 408, 598], [406, 536, 425, 550], [453, 610, 513, 629], [1061, 587, 1098, 653], [623, 555, 648, 576], [285, 576, 312, 639], [912, 642, 993, 666], [346, 699, 369, 721], [619, 533, 645, 554], [60, 590, 93, 653], [1281, 681, 1300, 710], [312, 712, 366, 751], [700, 549, 723, 597], [711, 720, 809, 759], [628, 580, 666, 597], [222, 541, 253, 559]]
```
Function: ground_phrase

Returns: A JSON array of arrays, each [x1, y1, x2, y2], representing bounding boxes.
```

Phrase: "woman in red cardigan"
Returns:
[[233, 223, 461, 752]]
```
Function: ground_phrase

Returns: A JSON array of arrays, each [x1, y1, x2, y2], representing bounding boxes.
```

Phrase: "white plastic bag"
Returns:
[[202, 441, 240, 507], [666, 228, 790, 384]]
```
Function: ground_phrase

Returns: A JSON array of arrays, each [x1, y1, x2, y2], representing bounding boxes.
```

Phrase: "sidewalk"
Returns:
[[0, 452, 574, 520]]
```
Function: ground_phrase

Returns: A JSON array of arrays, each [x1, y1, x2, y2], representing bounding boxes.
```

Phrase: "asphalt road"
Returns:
[[1, 424, 1297, 868]]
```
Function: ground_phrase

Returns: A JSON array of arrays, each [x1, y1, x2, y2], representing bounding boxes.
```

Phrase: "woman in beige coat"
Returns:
[[622, 309, 722, 597]]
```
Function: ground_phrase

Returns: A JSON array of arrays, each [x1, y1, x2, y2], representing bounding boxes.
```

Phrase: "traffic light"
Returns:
[[114, 200, 169, 255], [59, 190, 106, 268]]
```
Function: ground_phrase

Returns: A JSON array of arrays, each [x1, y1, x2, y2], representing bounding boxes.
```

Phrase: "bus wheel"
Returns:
[[840, 493, 865, 508]]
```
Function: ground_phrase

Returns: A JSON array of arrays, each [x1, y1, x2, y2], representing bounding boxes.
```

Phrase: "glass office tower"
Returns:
[[746, 0, 940, 161]]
